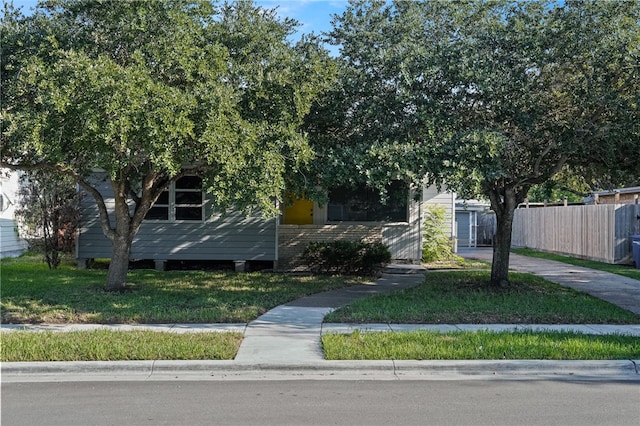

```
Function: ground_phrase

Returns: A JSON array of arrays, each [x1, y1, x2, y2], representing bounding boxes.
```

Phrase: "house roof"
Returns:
[[591, 186, 640, 196], [455, 200, 491, 212]]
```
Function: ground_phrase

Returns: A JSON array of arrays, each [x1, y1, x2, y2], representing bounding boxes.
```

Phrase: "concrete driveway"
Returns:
[[459, 248, 640, 315]]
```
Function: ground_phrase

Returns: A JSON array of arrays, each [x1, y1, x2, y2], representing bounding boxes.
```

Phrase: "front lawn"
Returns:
[[324, 271, 640, 324], [4, 255, 639, 363], [1, 255, 367, 324], [322, 330, 640, 360]]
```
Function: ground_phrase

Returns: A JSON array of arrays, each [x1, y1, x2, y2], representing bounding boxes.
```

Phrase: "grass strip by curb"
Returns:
[[0, 330, 242, 362], [322, 330, 640, 360]]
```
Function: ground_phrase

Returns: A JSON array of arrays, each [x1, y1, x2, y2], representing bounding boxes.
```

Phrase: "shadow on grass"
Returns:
[[1, 261, 363, 324]]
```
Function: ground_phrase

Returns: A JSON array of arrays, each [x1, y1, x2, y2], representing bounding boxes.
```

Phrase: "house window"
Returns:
[[145, 176, 204, 222], [327, 181, 408, 222]]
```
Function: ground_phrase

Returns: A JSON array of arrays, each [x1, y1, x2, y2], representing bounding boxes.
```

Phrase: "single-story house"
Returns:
[[76, 171, 456, 270], [0, 170, 28, 258]]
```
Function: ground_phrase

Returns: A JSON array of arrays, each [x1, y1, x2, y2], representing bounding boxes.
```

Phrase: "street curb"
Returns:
[[3, 360, 639, 382]]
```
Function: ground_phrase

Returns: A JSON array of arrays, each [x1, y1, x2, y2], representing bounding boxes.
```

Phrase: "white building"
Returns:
[[0, 170, 28, 258]]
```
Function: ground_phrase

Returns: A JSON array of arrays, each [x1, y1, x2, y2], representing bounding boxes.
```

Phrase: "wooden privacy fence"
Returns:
[[512, 204, 640, 264]]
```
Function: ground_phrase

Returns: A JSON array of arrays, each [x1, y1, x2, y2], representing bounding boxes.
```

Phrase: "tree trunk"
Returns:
[[78, 171, 170, 291], [105, 235, 131, 292], [491, 207, 515, 286], [488, 187, 519, 287]]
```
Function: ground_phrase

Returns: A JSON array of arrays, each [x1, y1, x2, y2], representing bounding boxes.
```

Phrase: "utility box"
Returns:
[[632, 235, 640, 269]]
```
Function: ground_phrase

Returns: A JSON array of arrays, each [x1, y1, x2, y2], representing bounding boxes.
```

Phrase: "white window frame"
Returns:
[[145, 176, 204, 222]]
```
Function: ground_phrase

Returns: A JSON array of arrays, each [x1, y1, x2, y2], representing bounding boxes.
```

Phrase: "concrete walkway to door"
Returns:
[[234, 270, 427, 363], [459, 248, 640, 315]]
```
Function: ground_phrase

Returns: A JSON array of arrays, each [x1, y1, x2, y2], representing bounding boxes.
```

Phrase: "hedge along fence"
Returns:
[[512, 204, 640, 264]]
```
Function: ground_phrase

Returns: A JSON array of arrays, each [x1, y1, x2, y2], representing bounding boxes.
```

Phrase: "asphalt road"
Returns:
[[2, 379, 639, 425]]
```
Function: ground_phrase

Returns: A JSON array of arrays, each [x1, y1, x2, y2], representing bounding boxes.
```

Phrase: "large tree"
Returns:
[[1, 0, 334, 290], [311, 0, 639, 286]]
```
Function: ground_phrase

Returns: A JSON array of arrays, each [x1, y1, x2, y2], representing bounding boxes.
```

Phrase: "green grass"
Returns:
[[4, 254, 639, 362], [322, 330, 640, 360], [324, 271, 640, 324], [0, 330, 242, 361], [1, 255, 367, 324], [512, 248, 640, 281]]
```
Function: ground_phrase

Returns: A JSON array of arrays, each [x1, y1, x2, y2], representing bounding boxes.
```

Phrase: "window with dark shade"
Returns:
[[145, 206, 169, 220], [327, 181, 408, 222], [145, 176, 203, 222], [175, 191, 202, 204], [176, 176, 202, 189], [156, 192, 169, 204], [146, 190, 169, 220]]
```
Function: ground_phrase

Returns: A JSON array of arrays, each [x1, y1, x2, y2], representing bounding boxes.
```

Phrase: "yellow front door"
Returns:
[[284, 197, 314, 225]]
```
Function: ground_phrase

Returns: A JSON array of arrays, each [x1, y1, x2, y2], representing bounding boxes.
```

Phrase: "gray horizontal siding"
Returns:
[[76, 173, 276, 261], [133, 222, 276, 260], [382, 223, 421, 261], [1, 170, 28, 258], [78, 222, 276, 260]]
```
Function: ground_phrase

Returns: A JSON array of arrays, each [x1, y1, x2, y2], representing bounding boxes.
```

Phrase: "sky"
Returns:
[[258, 0, 347, 36], [9, 0, 349, 38]]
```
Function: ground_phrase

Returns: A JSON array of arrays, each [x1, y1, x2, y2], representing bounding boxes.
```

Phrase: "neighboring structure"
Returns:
[[518, 200, 584, 208], [455, 200, 495, 248], [76, 172, 456, 270], [0, 170, 28, 258], [585, 186, 640, 205]]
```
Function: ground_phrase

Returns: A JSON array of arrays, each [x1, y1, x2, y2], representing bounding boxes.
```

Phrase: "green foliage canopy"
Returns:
[[1, 0, 334, 289], [314, 0, 639, 195], [310, 0, 639, 284], [2, 0, 334, 214]]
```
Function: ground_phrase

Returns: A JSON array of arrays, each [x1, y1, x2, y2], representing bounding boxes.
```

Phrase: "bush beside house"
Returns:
[[301, 240, 391, 275]]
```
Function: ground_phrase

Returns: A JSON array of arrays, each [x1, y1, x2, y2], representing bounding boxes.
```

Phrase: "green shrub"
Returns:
[[422, 204, 461, 262], [302, 240, 391, 275]]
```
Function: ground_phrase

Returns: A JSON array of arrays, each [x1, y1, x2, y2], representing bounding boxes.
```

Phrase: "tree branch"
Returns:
[[76, 176, 116, 242]]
